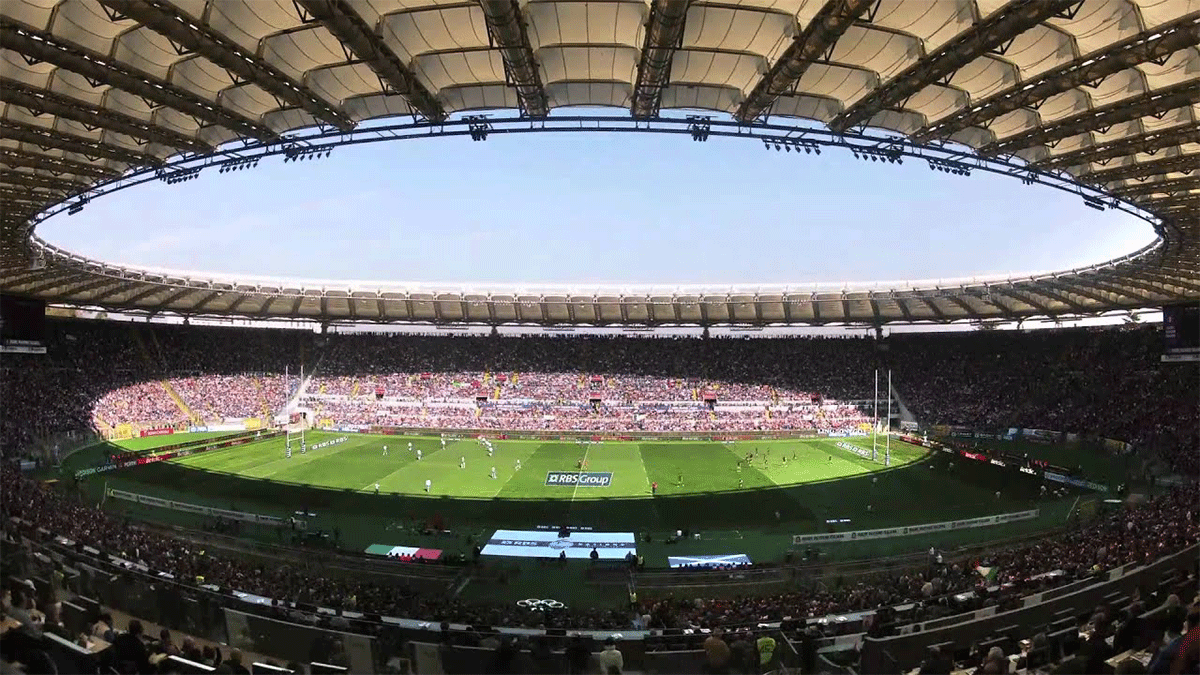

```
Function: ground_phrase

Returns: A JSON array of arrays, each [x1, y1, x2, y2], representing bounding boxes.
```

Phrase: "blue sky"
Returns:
[[40, 126, 1155, 286]]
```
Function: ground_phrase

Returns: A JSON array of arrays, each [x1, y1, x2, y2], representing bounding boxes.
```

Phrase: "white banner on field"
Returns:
[[791, 509, 1040, 545], [482, 529, 636, 560], [106, 488, 285, 527]]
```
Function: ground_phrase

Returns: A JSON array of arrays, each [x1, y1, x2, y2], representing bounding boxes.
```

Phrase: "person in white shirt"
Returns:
[[408, 442, 414, 454], [460, 456, 466, 469], [416, 448, 422, 460], [515, 459, 521, 470], [382, 445, 388, 456], [424, 479, 431, 493], [490, 466, 497, 479], [374, 483, 379, 494], [597, 637, 623, 674]]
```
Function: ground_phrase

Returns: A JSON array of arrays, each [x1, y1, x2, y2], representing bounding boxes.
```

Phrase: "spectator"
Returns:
[[703, 627, 731, 674], [596, 637, 623, 675]]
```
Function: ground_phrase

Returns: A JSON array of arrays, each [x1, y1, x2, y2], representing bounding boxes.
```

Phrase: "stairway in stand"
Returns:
[[130, 327, 200, 427]]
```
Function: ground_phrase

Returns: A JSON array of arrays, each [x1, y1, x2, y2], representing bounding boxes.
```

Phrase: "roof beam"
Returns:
[[1037, 125, 1200, 172], [895, 297, 915, 321], [1040, 278, 1109, 306], [1081, 151, 1200, 183], [84, 281, 135, 303], [478, 0, 549, 117], [294, 0, 445, 122], [1008, 285, 1086, 313], [0, 179, 58, 196], [191, 290, 225, 312], [916, 296, 946, 320], [737, 0, 875, 122], [98, 0, 352, 131], [982, 79, 1200, 156], [630, 0, 691, 118], [120, 285, 172, 306], [1123, 269, 1200, 295], [0, 22, 277, 143], [916, 13, 1200, 142], [0, 148, 120, 180], [988, 287, 1053, 314], [1110, 175, 1200, 197], [1, 267, 60, 289], [1142, 192, 1200, 210], [831, 0, 1079, 133], [1072, 276, 1153, 303], [63, 277, 125, 298], [1, 120, 159, 166], [22, 271, 90, 296], [292, 295, 305, 314], [0, 77, 210, 154], [1080, 274, 1168, 303], [226, 295, 251, 313], [150, 286, 198, 309], [258, 296, 280, 316], [0, 170, 86, 193]]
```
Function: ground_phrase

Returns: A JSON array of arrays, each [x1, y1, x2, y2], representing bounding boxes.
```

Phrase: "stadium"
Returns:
[[0, 1, 1198, 674]]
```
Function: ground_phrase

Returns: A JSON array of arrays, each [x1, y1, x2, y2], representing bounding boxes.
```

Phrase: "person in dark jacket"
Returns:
[[109, 619, 151, 674]]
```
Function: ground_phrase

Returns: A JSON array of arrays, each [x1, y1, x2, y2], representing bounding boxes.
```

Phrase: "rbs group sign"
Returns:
[[545, 471, 613, 487]]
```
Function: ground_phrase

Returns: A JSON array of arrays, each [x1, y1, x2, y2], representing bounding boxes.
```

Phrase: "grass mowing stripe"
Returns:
[[570, 445, 591, 504]]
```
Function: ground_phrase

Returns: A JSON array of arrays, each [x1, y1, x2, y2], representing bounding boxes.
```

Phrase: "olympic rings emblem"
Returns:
[[517, 599, 565, 610]]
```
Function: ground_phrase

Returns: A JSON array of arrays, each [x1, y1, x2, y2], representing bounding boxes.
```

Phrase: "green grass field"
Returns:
[[71, 430, 1098, 562], [59, 430, 1131, 608], [163, 431, 925, 500]]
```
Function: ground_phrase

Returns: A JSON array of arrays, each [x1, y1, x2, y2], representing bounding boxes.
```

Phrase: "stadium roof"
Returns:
[[0, 0, 1197, 326]]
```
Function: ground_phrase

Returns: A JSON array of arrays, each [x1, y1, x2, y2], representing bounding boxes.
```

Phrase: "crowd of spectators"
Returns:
[[2, 457, 1195, 635], [891, 327, 1198, 476], [305, 397, 871, 433], [4, 320, 1194, 477]]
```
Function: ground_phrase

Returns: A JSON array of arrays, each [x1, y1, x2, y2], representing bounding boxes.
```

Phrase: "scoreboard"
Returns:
[[1162, 303, 1199, 363], [0, 294, 47, 354]]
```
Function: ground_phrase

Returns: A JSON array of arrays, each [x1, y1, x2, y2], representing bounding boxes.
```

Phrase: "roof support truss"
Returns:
[[121, 285, 172, 306], [831, 0, 1079, 133], [191, 290, 225, 312], [1037, 125, 1200, 171], [294, 0, 445, 122], [914, 296, 945, 320], [1079, 273, 1168, 301], [0, 170, 86, 193], [630, 0, 691, 118], [0, 22, 277, 143], [1, 120, 159, 166], [148, 286, 197, 309], [98, 0, 353, 131], [1123, 269, 1200, 294], [1080, 150, 1200, 183], [1005, 285, 1085, 313], [983, 79, 1200, 156], [1110, 175, 1200, 196], [63, 277, 125, 298], [916, 13, 1200, 141], [0, 148, 120, 180], [479, 0, 549, 117], [22, 271, 91, 296], [0, 77, 210, 154], [1072, 276, 1154, 303], [1040, 278, 1109, 306], [736, 0, 876, 122], [1143, 192, 1200, 210], [988, 287, 1052, 314]]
